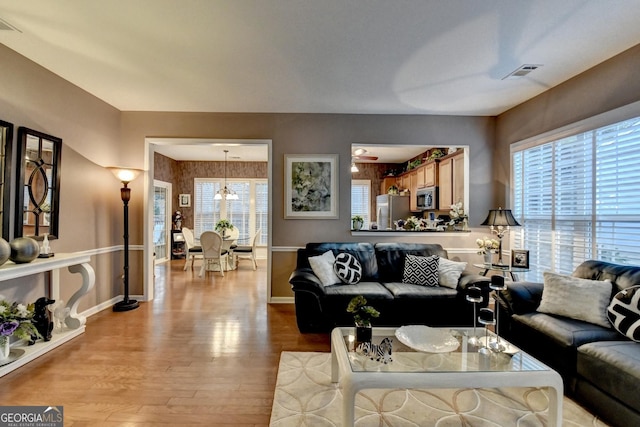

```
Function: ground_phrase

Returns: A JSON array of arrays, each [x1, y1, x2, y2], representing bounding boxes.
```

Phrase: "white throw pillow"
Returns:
[[308, 250, 340, 286], [438, 257, 467, 289], [538, 272, 612, 328]]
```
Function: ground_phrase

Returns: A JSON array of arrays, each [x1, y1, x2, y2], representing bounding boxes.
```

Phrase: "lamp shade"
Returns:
[[107, 167, 142, 184], [481, 208, 520, 227]]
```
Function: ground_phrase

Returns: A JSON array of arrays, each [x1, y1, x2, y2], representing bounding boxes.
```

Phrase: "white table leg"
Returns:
[[65, 262, 95, 329], [342, 380, 356, 427]]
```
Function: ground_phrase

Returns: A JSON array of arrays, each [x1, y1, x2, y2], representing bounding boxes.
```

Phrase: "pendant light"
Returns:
[[215, 150, 239, 200]]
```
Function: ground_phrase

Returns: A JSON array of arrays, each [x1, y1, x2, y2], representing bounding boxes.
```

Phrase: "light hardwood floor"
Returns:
[[0, 258, 330, 426]]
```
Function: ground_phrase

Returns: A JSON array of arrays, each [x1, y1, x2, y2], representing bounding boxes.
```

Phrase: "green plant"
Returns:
[[346, 295, 380, 327], [351, 215, 363, 222], [214, 219, 234, 232]]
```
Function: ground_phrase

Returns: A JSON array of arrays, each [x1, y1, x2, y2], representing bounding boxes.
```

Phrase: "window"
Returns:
[[194, 179, 267, 245], [351, 180, 371, 228], [512, 116, 640, 281]]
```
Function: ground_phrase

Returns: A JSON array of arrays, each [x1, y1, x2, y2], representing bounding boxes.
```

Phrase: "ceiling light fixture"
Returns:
[[214, 150, 239, 200], [350, 163, 359, 173]]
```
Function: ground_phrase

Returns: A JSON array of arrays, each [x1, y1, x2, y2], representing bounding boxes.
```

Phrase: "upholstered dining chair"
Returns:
[[234, 229, 261, 270], [182, 227, 202, 270], [199, 231, 228, 277]]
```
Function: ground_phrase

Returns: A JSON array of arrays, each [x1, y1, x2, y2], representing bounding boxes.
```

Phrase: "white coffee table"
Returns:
[[331, 326, 563, 427]]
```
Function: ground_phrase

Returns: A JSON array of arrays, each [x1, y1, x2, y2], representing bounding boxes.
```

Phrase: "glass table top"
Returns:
[[338, 327, 550, 374]]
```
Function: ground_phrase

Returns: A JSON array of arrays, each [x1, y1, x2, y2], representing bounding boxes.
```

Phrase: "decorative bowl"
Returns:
[[395, 325, 460, 353]]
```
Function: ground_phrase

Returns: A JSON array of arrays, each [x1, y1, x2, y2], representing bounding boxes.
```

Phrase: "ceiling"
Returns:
[[1, 0, 640, 118]]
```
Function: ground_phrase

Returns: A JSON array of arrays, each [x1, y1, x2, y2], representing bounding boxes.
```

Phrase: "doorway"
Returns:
[[143, 138, 273, 303]]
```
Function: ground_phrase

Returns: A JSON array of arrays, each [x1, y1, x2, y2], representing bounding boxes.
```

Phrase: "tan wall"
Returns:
[[495, 43, 640, 207], [0, 44, 128, 311]]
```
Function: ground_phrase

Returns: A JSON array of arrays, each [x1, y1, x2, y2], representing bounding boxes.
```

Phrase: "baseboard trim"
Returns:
[[269, 297, 294, 304]]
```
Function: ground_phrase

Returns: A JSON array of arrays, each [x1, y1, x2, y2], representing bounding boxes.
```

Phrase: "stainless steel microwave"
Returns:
[[416, 186, 438, 210]]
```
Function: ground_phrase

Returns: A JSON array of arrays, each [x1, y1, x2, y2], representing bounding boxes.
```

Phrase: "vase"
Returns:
[[355, 324, 372, 344], [352, 220, 363, 231], [462, 218, 470, 231], [0, 336, 9, 362], [483, 251, 492, 265], [9, 237, 40, 263]]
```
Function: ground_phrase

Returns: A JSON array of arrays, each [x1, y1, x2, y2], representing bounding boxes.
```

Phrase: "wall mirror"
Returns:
[[15, 127, 62, 240], [350, 144, 469, 230], [0, 120, 13, 240]]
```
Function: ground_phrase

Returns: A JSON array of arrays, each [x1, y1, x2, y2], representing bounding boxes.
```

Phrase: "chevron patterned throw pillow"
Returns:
[[334, 252, 362, 284], [403, 254, 439, 286], [607, 285, 640, 342]]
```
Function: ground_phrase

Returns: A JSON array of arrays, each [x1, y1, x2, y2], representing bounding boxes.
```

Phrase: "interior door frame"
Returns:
[[143, 138, 272, 303], [153, 179, 172, 263]]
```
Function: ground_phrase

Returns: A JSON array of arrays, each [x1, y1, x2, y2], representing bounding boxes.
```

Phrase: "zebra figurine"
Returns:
[[356, 337, 393, 364]]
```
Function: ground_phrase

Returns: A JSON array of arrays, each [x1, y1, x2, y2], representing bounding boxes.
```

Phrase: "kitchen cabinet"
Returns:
[[438, 150, 464, 209], [380, 176, 398, 195], [409, 170, 418, 211]]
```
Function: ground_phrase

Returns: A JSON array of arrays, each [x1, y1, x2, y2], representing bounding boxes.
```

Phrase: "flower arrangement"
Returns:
[[476, 237, 500, 255], [448, 202, 467, 225], [0, 300, 40, 344], [404, 216, 422, 230], [214, 219, 234, 233], [346, 295, 380, 327]]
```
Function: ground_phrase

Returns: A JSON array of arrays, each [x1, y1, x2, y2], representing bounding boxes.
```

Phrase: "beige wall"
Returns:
[[495, 43, 640, 207]]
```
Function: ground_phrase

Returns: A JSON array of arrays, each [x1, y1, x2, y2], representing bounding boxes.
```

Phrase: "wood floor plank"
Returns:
[[0, 259, 330, 426]]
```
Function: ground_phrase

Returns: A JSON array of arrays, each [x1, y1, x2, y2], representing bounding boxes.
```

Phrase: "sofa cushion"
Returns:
[[402, 254, 439, 286], [607, 286, 640, 342], [538, 272, 612, 328], [513, 312, 621, 348], [374, 243, 448, 282], [383, 282, 459, 299], [334, 252, 362, 285], [438, 257, 466, 289], [308, 250, 340, 286], [578, 341, 640, 412], [573, 260, 640, 294], [323, 281, 394, 299]]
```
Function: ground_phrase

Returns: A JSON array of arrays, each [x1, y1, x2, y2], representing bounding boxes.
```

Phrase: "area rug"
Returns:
[[270, 352, 609, 426]]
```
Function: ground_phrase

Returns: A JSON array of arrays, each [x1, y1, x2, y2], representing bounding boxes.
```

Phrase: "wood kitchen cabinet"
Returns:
[[438, 151, 464, 209], [380, 176, 398, 195], [409, 170, 418, 210], [418, 161, 438, 188]]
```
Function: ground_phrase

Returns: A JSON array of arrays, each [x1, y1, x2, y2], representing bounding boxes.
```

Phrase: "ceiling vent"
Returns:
[[502, 64, 543, 80], [0, 17, 21, 32]]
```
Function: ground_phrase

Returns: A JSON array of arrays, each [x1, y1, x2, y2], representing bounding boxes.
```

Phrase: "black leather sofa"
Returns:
[[496, 260, 640, 427], [289, 242, 490, 333]]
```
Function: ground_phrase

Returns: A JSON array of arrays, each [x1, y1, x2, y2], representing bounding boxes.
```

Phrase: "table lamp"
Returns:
[[481, 207, 520, 266]]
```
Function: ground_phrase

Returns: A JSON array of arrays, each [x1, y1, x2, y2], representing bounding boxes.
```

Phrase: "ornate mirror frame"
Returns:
[[0, 119, 13, 240], [15, 127, 62, 240]]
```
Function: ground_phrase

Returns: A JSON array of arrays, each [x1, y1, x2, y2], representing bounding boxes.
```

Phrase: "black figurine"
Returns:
[[31, 297, 55, 344]]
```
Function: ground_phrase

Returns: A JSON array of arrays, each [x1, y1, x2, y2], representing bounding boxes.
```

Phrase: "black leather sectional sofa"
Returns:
[[289, 242, 490, 333], [496, 260, 640, 427]]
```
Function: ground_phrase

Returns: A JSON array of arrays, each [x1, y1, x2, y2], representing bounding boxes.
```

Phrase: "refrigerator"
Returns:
[[376, 194, 412, 229]]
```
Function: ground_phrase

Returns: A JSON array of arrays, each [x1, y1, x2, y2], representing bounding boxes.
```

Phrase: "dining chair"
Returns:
[[182, 227, 202, 270], [199, 231, 228, 277], [234, 229, 261, 270]]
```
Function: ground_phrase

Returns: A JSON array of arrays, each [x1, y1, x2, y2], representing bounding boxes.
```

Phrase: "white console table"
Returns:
[[0, 253, 95, 377]]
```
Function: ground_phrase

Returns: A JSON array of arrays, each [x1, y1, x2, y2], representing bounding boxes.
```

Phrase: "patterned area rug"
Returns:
[[270, 352, 609, 426]]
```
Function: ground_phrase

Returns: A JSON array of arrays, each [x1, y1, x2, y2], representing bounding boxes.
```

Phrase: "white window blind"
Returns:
[[351, 180, 371, 227], [512, 116, 640, 281]]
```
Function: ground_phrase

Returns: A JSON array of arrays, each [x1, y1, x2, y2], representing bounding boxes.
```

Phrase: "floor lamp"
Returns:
[[481, 207, 520, 266], [108, 167, 142, 312]]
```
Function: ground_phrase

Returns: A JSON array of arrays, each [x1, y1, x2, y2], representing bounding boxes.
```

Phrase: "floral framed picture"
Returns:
[[511, 249, 530, 269], [285, 154, 338, 219], [179, 194, 191, 208]]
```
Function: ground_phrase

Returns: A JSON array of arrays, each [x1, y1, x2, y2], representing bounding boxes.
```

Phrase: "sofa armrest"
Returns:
[[499, 281, 544, 315], [289, 268, 326, 298], [458, 272, 491, 290]]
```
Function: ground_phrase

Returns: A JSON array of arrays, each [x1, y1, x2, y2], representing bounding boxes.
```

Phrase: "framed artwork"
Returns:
[[285, 154, 338, 219], [179, 194, 191, 207], [511, 249, 530, 269]]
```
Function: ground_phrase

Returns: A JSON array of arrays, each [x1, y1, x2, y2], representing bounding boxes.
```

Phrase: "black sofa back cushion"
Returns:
[[573, 260, 640, 294], [374, 243, 448, 283], [300, 242, 379, 280]]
